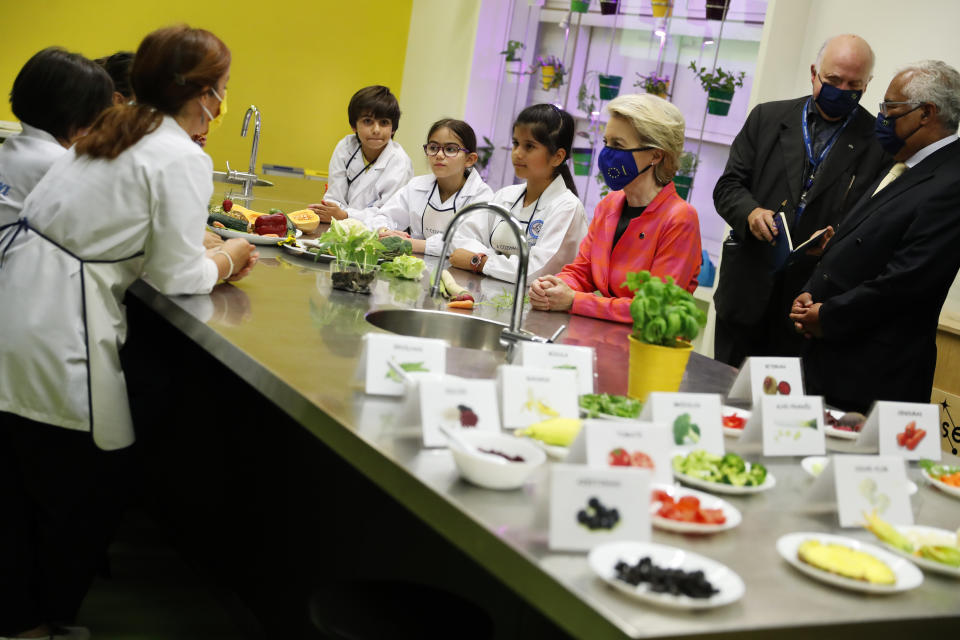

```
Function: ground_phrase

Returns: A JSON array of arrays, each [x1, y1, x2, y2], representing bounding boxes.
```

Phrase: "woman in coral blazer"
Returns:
[[529, 94, 701, 324]]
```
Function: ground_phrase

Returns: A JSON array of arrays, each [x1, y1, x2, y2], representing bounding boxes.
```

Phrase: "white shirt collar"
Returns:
[[18, 122, 60, 146], [905, 133, 959, 168]]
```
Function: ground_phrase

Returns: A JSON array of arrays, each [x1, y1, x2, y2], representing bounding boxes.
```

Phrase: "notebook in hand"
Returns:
[[768, 211, 829, 271]]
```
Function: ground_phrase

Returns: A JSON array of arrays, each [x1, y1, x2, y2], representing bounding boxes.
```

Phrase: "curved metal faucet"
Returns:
[[239, 105, 261, 199], [430, 202, 529, 341]]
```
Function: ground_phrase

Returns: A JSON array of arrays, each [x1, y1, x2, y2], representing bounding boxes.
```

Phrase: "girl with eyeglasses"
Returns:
[[372, 118, 493, 255], [448, 104, 588, 283]]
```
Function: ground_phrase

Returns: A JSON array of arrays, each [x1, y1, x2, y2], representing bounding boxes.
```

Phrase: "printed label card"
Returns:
[[363, 333, 447, 396], [548, 464, 652, 552], [757, 395, 826, 456], [515, 342, 597, 395], [639, 392, 725, 456], [727, 357, 804, 407], [420, 376, 500, 448], [498, 365, 579, 429], [858, 401, 941, 461], [806, 455, 913, 528], [565, 420, 673, 484]]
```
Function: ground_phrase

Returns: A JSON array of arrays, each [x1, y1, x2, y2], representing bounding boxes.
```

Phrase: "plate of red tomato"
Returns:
[[650, 483, 742, 534], [721, 406, 750, 438]]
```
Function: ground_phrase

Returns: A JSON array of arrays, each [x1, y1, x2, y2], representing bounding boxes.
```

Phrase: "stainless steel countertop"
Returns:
[[129, 232, 960, 639]]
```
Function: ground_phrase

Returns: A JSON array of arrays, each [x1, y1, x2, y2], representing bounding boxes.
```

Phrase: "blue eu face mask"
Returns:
[[874, 106, 922, 155], [598, 145, 654, 191], [815, 74, 861, 118]]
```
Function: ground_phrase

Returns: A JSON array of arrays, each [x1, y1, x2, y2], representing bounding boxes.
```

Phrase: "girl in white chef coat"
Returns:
[[0, 47, 113, 226], [308, 85, 414, 225], [0, 26, 256, 640], [372, 118, 494, 255], [448, 104, 587, 282]]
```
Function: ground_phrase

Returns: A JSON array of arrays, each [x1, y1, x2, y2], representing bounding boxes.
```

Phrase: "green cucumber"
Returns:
[[208, 211, 248, 232]]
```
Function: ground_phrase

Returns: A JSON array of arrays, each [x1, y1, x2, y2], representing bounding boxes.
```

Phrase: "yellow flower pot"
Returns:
[[540, 65, 557, 90], [627, 334, 692, 402], [651, 0, 672, 17]]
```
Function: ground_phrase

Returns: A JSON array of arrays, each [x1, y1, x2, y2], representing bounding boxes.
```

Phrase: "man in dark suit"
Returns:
[[791, 60, 960, 413], [712, 34, 889, 367]]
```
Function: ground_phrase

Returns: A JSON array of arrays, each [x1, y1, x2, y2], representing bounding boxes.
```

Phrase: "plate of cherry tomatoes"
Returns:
[[650, 483, 742, 534]]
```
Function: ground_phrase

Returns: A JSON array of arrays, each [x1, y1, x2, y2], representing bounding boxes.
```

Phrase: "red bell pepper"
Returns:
[[254, 213, 287, 236]]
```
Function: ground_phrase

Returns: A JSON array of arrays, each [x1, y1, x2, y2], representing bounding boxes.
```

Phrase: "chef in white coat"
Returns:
[[0, 26, 256, 640], [0, 47, 113, 226], [450, 104, 587, 283], [371, 118, 494, 256], [308, 85, 413, 225]]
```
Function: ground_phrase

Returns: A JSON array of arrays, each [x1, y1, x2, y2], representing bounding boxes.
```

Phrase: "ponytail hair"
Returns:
[[513, 104, 578, 197], [76, 25, 230, 159]]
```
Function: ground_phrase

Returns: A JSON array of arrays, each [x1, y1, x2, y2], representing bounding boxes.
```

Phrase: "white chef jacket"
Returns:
[[325, 133, 413, 225], [0, 115, 219, 450], [0, 123, 67, 226], [451, 175, 587, 283], [367, 169, 494, 256]]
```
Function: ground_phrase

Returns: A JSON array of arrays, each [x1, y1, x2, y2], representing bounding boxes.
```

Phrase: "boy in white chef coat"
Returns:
[[308, 85, 413, 225]]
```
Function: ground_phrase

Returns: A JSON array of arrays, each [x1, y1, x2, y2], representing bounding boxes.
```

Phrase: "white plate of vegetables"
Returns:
[[672, 450, 776, 495], [578, 393, 643, 420]]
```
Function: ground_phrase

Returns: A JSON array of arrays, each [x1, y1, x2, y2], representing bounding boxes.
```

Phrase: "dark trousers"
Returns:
[[714, 278, 806, 368], [0, 412, 134, 635]]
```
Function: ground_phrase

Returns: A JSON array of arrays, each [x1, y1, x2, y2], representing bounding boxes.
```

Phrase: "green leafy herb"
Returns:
[[624, 270, 706, 347], [379, 235, 413, 260], [380, 254, 426, 280], [672, 413, 701, 445], [579, 393, 642, 418], [688, 62, 745, 93], [478, 287, 529, 311], [315, 218, 384, 274]]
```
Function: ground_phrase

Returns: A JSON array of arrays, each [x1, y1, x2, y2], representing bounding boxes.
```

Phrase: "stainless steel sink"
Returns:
[[212, 170, 274, 187], [365, 309, 509, 351]]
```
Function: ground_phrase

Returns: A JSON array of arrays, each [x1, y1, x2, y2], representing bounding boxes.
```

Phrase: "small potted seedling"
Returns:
[[315, 218, 383, 294], [688, 61, 745, 116], [624, 270, 706, 401], [634, 71, 670, 99], [500, 40, 526, 78], [571, 0, 590, 12], [673, 151, 697, 200], [533, 55, 566, 91]]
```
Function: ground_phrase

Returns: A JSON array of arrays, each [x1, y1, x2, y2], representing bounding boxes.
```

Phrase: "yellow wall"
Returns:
[[394, 0, 481, 176], [0, 0, 413, 174]]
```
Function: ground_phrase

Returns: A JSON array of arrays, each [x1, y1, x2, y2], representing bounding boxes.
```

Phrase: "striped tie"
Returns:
[[872, 162, 907, 196]]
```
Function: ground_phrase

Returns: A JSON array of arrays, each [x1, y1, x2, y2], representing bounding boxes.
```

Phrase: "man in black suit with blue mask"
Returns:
[[791, 60, 960, 413], [712, 34, 888, 367]]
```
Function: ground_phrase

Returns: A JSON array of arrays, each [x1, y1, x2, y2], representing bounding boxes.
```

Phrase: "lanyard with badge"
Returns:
[[343, 135, 374, 200], [420, 180, 464, 238], [489, 189, 543, 253], [796, 97, 854, 222]]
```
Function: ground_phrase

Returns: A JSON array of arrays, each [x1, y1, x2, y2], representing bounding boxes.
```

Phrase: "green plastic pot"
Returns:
[[598, 74, 622, 100], [572, 148, 592, 176], [707, 87, 735, 115], [673, 175, 693, 200], [571, 0, 590, 12]]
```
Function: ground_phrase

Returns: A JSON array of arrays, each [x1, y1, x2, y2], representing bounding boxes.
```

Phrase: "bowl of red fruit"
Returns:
[[449, 431, 546, 490]]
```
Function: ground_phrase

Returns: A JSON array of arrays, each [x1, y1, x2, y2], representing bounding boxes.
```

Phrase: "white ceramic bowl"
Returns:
[[449, 431, 547, 490]]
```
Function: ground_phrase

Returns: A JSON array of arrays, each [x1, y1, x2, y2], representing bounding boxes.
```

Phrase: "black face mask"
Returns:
[[815, 74, 862, 118]]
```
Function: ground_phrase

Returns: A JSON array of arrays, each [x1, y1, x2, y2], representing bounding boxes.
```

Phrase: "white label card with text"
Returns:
[[420, 377, 501, 448], [516, 342, 596, 396], [567, 420, 674, 484], [363, 333, 447, 396], [727, 357, 804, 406], [548, 464, 652, 552], [639, 392, 724, 456], [498, 365, 580, 429], [829, 455, 913, 528], [756, 395, 826, 456], [858, 401, 941, 461]]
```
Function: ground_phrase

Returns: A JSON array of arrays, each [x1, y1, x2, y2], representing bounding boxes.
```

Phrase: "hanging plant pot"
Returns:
[[599, 0, 619, 15], [627, 335, 693, 402], [651, 0, 672, 18], [572, 148, 592, 176], [707, 87, 735, 115], [705, 0, 730, 20], [540, 65, 557, 90], [331, 268, 375, 294], [505, 59, 525, 83], [673, 175, 693, 200], [571, 0, 590, 12], [598, 74, 623, 100]]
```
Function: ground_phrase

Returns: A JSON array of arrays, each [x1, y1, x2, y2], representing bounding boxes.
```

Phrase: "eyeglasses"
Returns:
[[879, 101, 922, 116], [423, 142, 468, 157]]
